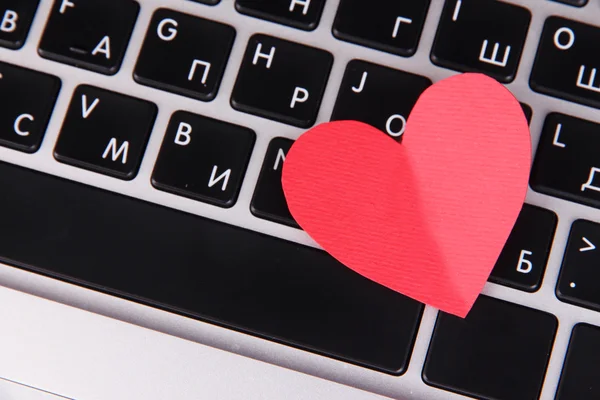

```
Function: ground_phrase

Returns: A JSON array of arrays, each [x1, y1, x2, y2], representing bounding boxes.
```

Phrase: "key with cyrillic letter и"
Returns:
[[531, 113, 600, 209]]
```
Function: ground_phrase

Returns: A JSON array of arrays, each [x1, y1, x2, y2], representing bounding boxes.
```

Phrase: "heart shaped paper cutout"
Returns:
[[282, 73, 531, 317]]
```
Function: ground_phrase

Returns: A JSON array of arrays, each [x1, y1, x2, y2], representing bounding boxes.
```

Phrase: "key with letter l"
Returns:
[[0, 0, 39, 49], [0, 61, 61, 153], [38, 0, 139, 75], [531, 113, 600, 209], [489, 204, 557, 292], [134, 9, 235, 102], [231, 34, 333, 128], [431, 0, 531, 83], [152, 111, 255, 208], [332, 0, 430, 57], [530, 17, 600, 110], [330, 60, 431, 141], [557, 220, 600, 312], [54, 85, 157, 180]]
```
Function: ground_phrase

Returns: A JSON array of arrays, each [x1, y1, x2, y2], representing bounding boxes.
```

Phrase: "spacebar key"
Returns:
[[0, 162, 423, 374]]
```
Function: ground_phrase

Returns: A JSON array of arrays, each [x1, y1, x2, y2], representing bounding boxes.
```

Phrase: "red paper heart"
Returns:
[[281, 73, 530, 317]]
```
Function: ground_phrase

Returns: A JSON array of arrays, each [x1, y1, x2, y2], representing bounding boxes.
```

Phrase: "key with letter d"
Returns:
[[531, 113, 600, 210]]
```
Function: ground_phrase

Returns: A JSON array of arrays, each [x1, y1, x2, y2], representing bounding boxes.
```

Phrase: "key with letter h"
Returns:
[[38, 0, 139, 75], [530, 17, 600, 110], [531, 113, 600, 209], [231, 34, 333, 128], [152, 111, 255, 208], [134, 9, 235, 102], [54, 85, 157, 180], [431, 0, 531, 83]]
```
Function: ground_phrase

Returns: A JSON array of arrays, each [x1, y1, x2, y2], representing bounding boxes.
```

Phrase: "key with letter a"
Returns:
[[54, 85, 157, 180], [152, 111, 255, 208], [530, 17, 600, 110], [530, 113, 600, 209], [431, 0, 531, 83], [38, 0, 139, 75]]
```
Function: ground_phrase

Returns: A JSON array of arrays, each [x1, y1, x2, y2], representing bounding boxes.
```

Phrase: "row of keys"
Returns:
[[3, 1, 600, 118]]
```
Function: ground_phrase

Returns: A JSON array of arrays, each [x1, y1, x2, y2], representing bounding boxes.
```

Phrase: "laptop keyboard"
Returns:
[[1, 0, 600, 399]]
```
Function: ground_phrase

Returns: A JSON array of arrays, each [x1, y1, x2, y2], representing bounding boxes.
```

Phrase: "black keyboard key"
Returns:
[[54, 85, 157, 180], [556, 324, 600, 399], [231, 34, 333, 128], [152, 111, 255, 208], [530, 18, 600, 109], [531, 113, 600, 209], [236, 0, 326, 31], [330, 60, 431, 141], [550, 0, 588, 7], [38, 0, 139, 75], [0, 62, 61, 153], [489, 204, 557, 292], [0, 161, 424, 374], [134, 9, 235, 102], [0, 0, 39, 49], [557, 220, 600, 312], [423, 296, 557, 400], [333, 0, 429, 57], [431, 0, 531, 83], [251, 137, 298, 227], [188, 0, 220, 4], [520, 103, 533, 124]]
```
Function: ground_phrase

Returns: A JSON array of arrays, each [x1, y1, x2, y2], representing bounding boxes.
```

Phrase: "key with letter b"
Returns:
[[531, 113, 600, 209], [152, 111, 255, 208], [530, 17, 600, 109], [0, 0, 39, 49], [431, 0, 531, 83]]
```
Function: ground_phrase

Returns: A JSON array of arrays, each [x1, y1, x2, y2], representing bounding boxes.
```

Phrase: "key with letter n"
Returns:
[[531, 113, 600, 209], [431, 0, 531, 83]]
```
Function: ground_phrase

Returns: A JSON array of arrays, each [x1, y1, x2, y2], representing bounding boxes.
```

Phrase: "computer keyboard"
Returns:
[[1, 0, 600, 399]]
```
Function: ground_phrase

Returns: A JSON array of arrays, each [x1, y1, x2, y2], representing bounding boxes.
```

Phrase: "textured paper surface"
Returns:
[[282, 73, 531, 317]]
